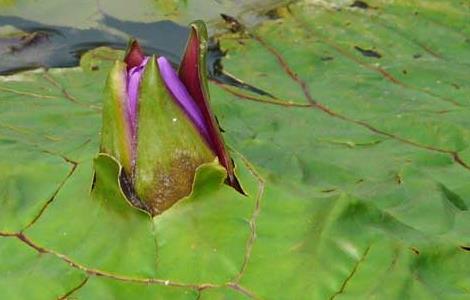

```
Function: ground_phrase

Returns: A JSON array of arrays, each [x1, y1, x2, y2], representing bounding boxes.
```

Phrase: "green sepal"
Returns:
[[92, 154, 148, 215], [92, 153, 226, 217], [99, 60, 133, 174], [182, 158, 227, 202], [182, 21, 210, 97], [134, 56, 216, 216], [178, 20, 245, 194]]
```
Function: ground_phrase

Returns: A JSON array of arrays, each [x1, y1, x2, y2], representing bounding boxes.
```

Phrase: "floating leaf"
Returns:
[[1, 0, 470, 299]]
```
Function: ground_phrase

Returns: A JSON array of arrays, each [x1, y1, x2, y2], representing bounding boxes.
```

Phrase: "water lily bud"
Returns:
[[96, 21, 243, 216]]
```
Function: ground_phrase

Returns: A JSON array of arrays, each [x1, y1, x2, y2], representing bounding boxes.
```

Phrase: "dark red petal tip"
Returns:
[[178, 21, 245, 195], [124, 39, 145, 69], [226, 172, 246, 195]]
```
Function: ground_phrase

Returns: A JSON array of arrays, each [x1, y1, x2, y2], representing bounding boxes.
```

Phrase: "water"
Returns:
[[0, 13, 273, 97], [0, 14, 189, 74]]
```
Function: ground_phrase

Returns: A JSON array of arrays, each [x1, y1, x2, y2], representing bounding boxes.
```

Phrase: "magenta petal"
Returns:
[[124, 40, 146, 70], [157, 56, 211, 144], [126, 55, 211, 149], [127, 57, 149, 140]]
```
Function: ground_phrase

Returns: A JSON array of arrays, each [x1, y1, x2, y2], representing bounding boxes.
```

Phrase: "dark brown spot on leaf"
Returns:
[[350, 1, 369, 9], [410, 247, 420, 255], [460, 246, 470, 252], [220, 14, 244, 33], [395, 174, 403, 184], [354, 46, 382, 58]]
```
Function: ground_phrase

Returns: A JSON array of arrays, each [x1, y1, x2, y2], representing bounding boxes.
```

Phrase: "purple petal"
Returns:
[[127, 57, 149, 140], [157, 56, 211, 144], [126, 56, 211, 147]]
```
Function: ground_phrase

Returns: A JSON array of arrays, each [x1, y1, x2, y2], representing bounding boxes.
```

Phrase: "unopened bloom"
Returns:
[[97, 21, 242, 216]]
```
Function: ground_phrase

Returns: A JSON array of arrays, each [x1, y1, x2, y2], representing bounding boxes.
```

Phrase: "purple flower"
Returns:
[[97, 21, 243, 215], [126, 56, 211, 147]]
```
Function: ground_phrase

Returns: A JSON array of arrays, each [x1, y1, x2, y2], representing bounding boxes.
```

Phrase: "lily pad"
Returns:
[[1, 0, 470, 299]]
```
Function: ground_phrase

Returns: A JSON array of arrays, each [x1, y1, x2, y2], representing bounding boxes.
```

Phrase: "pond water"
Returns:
[[0, 0, 285, 74], [0, 0, 283, 97]]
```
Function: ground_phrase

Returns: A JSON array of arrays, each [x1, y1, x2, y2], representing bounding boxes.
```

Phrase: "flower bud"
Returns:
[[95, 21, 243, 216]]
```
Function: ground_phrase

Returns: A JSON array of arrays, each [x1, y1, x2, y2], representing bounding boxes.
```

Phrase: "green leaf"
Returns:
[[1, 0, 470, 299]]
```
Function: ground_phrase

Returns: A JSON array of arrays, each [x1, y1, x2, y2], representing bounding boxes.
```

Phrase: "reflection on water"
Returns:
[[0, 14, 189, 74], [0, 13, 273, 96]]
